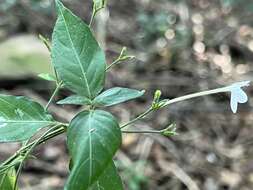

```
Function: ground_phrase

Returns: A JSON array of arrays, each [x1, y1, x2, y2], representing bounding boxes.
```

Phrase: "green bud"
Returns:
[[161, 123, 177, 137], [152, 90, 162, 110]]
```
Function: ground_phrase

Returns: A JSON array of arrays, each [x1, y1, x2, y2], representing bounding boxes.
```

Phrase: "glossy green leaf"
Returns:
[[38, 73, 57, 82], [65, 110, 122, 190], [93, 87, 145, 107], [0, 95, 56, 142], [0, 168, 18, 190], [52, 0, 106, 99], [57, 95, 92, 105], [89, 161, 124, 190]]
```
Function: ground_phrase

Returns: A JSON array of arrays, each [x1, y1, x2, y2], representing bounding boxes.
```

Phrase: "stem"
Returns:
[[120, 86, 230, 129], [120, 107, 153, 129], [38, 34, 59, 82], [14, 139, 29, 189], [122, 129, 161, 134], [45, 81, 63, 110], [39, 34, 51, 52], [106, 47, 134, 71], [14, 125, 61, 189], [89, 5, 105, 27], [54, 69, 60, 83], [89, 8, 96, 27], [106, 58, 121, 71], [0, 125, 66, 170], [161, 86, 229, 108]]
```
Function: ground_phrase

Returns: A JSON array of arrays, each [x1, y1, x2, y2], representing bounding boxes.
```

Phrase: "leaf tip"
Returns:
[[54, 0, 64, 14]]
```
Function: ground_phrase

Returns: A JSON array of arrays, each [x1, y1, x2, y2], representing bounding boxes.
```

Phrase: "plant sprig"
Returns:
[[0, 1, 250, 189]]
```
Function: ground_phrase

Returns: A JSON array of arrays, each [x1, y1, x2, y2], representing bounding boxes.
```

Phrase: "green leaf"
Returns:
[[57, 95, 92, 105], [65, 110, 122, 190], [0, 95, 55, 142], [89, 161, 124, 190], [0, 168, 18, 190], [38, 73, 57, 82], [52, 0, 106, 99], [93, 87, 145, 107]]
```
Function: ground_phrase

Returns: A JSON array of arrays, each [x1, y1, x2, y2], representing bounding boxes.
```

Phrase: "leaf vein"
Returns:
[[59, 7, 92, 98]]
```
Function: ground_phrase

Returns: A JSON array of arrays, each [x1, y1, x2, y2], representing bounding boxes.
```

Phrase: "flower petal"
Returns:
[[230, 92, 238, 113], [232, 88, 248, 103]]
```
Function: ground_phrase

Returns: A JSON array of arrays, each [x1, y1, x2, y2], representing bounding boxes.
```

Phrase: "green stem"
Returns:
[[120, 86, 230, 129], [13, 125, 61, 189], [38, 34, 59, 82], [120, 107, 153, 129], [89, 8, 96, 27], [45, 81, 63, 110], [161, 86, 229, 108], [89, 5, 105, 27], [0, 125, 66, 171], [106, 47, 134, 71], [106, 58, 121, 71], [122, 129, 161, 134], [39, 34, 51, 52]]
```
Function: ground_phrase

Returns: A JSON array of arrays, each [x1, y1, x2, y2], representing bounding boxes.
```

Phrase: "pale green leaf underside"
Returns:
[[38, 73, 57, 82], [0, 168, 18, 190], [0, 95, 55, 142], [93, 87, 145, 107], [89, 161, 124, 190], [65, 110, 122, 190], [57, 95, 92, 105], [52, 0, 106, 99]]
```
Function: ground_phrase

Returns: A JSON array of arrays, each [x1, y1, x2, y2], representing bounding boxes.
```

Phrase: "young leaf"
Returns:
[[38, 73, 57, 82], [0, 95, 56, 142], [0, 168, 18, 190], [93, 87, 145, 107], [89, 161, 124, 190], [52, 0, 106, 99], [57, 95, 92, 105], [65, 110, 122, 190]]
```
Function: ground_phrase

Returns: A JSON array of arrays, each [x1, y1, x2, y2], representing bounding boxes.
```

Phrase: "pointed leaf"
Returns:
[[65, 110, 122, 190], [93, 87, 145, 107], [52, 0, 106, 99], [57, 95, 92, 105], [0, 168, 18, 190], [0, 95, 56, 142], [38, 73, 57, 82], [89, 161, 124, 190]]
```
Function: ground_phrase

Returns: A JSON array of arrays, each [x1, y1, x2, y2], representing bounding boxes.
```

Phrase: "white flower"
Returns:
[[228, 81, 250, 113]]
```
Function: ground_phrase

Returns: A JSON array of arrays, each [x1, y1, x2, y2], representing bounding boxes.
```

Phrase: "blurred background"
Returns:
[[0, 0, 253, 189]]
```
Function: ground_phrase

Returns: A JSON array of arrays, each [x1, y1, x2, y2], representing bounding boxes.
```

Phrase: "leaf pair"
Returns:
[[58, 87, 145, 107], [52, 0, 144, 107]]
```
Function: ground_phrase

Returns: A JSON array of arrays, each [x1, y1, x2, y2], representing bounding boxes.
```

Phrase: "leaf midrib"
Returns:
[[58, 6, 92, 99], [88, 112, 93, 185]]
